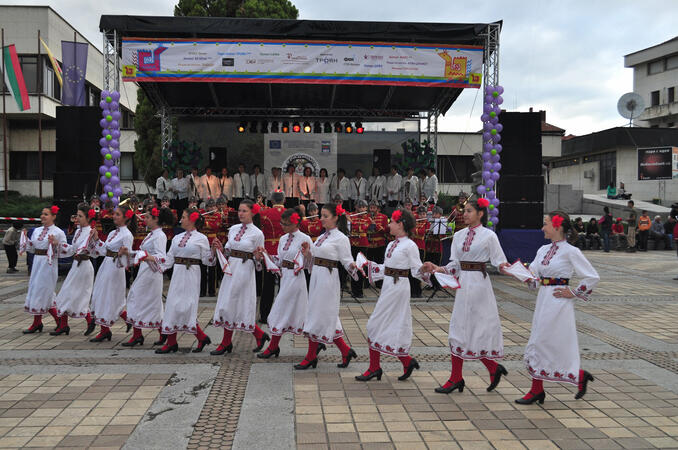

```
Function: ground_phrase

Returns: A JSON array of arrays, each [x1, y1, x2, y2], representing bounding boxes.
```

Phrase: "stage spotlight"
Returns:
[[323, 122, 332, 133], [238, 121, 247, 133], [313, 121, 322, 133], [345, 122, 353, 134], [250, 121, 258, 133], [292, 121, 301, 133], [260, 120, 269, 133], [355, 122, 364, 134], [270, 121, 279, 133], [334, 121, 343, 133], [303, 121, 312, 133], [282, 121, 290, 133]]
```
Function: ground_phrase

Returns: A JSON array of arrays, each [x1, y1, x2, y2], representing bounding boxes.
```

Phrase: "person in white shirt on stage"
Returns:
[[403, 167, 421, 206], [250, 164, 266, 200], [189, 167, 202, 200], [171, 168, 190, 215], [351, 169, 367, 210], [233, 163, 251, 208], [330, 168, 351, 210], [200, 167, 219, 202], [218, 167, 233, 202], [267, 167, 283, 204], [367, 167, 386, 206], [315, 168, 330, 208], [299, 166, 316, 207], [156, 169, 173, 205], [386, 165, 403, 208], [283, 164, 300, 208], [423, 167, 439, 204]]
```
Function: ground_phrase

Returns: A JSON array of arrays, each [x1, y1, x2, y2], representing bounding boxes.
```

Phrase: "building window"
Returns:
[[648, 60, 664, 75], [667, 55, 678, 71], [651, 90, 660, 106], [669, 87, 675, 104], [437, 155, 474, 183], [551, 158, 579, 168], [584, 152, 616, 190], [18, 55, 38, 93], [119, 153, 138, 180], [9, 152, 56, 180]]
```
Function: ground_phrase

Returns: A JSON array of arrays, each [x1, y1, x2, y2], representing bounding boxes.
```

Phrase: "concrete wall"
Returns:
[[549, 161, 599, 193], [544, 184, 583, 213]]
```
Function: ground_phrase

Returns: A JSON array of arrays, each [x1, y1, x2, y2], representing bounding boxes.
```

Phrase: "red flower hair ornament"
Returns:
[[189, 211, 200, 223], [551, 215, 564, 229], [336, 204, 346, 216], [87, 209, 96, 219], [477, 198, 490, 209], [50, 205, 60, 214], [290, 212, 300, 225], [391, 210, 402, 222], [124, 209, 134, 219], [151, 207, 160, 217], [251, 204, 261, 215]]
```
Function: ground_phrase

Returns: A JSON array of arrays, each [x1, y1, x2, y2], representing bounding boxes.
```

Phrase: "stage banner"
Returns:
[[264, 134, 337, 178], [637, 146, 678, 180], [121, 38, 483, 88]]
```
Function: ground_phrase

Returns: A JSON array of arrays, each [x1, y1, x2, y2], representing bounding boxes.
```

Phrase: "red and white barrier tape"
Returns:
[[0, 217, 41, 222]]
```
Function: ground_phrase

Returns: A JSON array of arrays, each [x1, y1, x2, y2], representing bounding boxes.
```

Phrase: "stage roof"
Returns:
[[100, 16, 500, 120]]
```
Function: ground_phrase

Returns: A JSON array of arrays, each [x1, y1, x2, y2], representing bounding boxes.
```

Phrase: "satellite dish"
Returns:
[[617, 92, 645, 125]]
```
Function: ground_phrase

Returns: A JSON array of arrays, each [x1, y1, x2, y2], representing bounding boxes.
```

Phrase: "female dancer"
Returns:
[[21, 206, 67, 334], [152, 208, 213, 353], [51, 203, 97, 336], [118, 207, 174, 347], [210, 199, 269, 355], [88, 206, 135, 342], [516, 211, 599, 404], [257, 208, 312, 358], [357, 208, 425, 381], [296, 202, 358, 370], [423, 199, 510, 394]]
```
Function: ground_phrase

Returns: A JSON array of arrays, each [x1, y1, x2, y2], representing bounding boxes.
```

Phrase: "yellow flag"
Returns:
[[40, 38, 62, 86]]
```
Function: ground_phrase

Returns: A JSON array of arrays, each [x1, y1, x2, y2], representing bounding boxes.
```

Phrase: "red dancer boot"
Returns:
[[481, 358, 508, 392], [516, 378, 546, 404], [84, 313, 96, 336], [119, 311, 132, 332], [334, 337, 357, 368], [155, 333, 178, 354], [257, 335, 281, 359], [398, 355, 420, 381], [153, 331, 167, 346], [355, 348, 382, 381], [90, 326, 112, 342], [48, 307, 59, 330], [50, 315, 70, 336], [122, 327, 144, 347], [295, 340, 319, 370], [210, 329, 233, 355], [23, 315, 44, 334], [192, 324, 211, 353], [251, 326, 270, 352], [435, 355, 465, 393]]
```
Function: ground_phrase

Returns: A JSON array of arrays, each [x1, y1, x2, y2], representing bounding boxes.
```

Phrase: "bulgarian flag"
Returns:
[[2, 44, 30, 111], [40, 38, 62, 86]]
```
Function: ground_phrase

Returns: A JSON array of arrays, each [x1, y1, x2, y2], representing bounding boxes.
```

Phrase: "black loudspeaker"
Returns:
[[499, 202, 544, 229], [54, 106, 102, 199], [498, 112, 542, 176], [373, 149, 391, 175], [53, 199, 80, 229], [498, 175, 544, 202]]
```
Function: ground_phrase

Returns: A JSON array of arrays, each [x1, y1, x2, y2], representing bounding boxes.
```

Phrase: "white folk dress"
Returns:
[[443, 224, 507, 360], [366, 237, 425, 357], [213, 223, 264, 332], [54, 226, 95, 318], [303, 229, 356, 344], [125, 228, 167, 329], [91, 226, 134, 326], [24, 225, 67, 315], [158, 230, 213, 335], [524, 240, 599, 385], [267, 230, 313, 336]]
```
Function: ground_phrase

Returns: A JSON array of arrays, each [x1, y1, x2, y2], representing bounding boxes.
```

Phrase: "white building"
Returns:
[[624, 36, 678, 128], [0, 5, 142, 198]]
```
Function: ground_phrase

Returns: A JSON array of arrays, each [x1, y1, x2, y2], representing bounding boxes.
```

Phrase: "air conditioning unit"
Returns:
[[583, 170, 594, 179]]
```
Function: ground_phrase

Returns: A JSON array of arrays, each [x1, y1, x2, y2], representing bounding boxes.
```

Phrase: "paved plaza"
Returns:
[[0, 249, 677, 449]]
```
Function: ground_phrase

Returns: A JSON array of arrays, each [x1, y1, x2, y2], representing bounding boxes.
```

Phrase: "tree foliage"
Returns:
[[133, 89, 162, 186]]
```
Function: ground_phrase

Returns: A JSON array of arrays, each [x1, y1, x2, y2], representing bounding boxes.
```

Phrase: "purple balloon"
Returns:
[[483, 162, 492, 171], [100, 194, 108, 202], [113, 187, 123, 196], [480, 113, 489, 122], [487, 190, 496, 199], [495, 95, 504, 105], [477, 185, 487, 195], [112, 111, 122, 121], [99, 101, 107, 109], [482, 132, 491, 141], [483, 143, 493, 152], [493, 135, 502, 144], [491, 198, 500, 207], [101, 109, 111, 118], [109, 166, 119, 176], [496, 85, 504, 95], [111, 130, 121, 139], [491, 216, 499, 225], [492, 162, 502, 171], [111, 91, 121, 102], [485, 95, 494, 103], [109, 140, 119, 149], [100, 176, 107, 185], [112, 150, 121, 160], [483, 122, 492, 131], [110, 176, 120, 185], [99, 138, 107, 147], [490, 154, 500, 163], [482, 170, 491, 180], [495, 144, 503, 153], [482, 152, 491, 161], [104, 159, 114, 167], [112, 197, 119, 206], [110, 101, 119, 110], [109, 120, 119, 130], [491, 172, 500, 181], [99, 119, 108, 128], [485, 179, 495, 187], [99, 166, 107, 175], [483, 104, 493, 113], [102, 128, 111, 137], [493, 106, 502, 115], [485, 85, 494, 95], [104, 184, 112, 193], [101, 90, 110, 100], [489, 207, 498, 216], [100, 147, 109, 156], [490, 117, 499, 125], [496, 124, 503, 133]]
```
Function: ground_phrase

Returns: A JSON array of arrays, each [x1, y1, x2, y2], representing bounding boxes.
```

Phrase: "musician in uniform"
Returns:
[[267, 167, 283, 205], [300, 203, 323, 242], [351, 169, 368, 212], [259, 191, 286, 323], [188, 167, 202, 201], [367, 167, 386, 206], [171, 168, 190, 218], [156, 169, 173, 207], [330, 168, 352, 211], [201, 199, 220, 297], [348, 200, 371, 298], [450, 191, 469, 232], [410, 205, 430, 297], [218, 168, 233, 203]]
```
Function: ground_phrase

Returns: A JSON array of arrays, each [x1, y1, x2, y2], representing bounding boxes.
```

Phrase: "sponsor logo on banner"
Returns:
[[364, 54, 384, 60], [282, 153, 321, 175], [321, 141, 331, 154], [222, 58, 234, 66], [137, 46, 167, 71]]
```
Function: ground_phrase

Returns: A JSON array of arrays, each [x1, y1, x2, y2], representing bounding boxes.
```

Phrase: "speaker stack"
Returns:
[[54, 106, 103, 227], [496, 112, 544, 229]]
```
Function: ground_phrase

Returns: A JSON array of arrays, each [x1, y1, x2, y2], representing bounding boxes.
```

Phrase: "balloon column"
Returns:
[[479, 85, 504, 228], [98, 91, 122, 205]]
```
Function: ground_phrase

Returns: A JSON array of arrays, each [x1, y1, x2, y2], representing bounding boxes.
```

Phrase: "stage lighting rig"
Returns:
[[270, 121, 279, 133], [282, 121, 290, 133], [237, 122, 247, 133], [344, 122, 353, 133], [355, 122, 364, 134], [303, 121, 312, 133], [292, 122, 301, 133]]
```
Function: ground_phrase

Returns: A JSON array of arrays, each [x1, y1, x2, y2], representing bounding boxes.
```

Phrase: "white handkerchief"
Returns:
[[355, 251, 369, 268], [19, 230, 27, 255], [46, 242, 54, 266], [216, 249, 232, 276], [434, 272, 461, 290], [263, 251, 280, 274], [293, 251, 304, 275], [503, 260, 538, 282]]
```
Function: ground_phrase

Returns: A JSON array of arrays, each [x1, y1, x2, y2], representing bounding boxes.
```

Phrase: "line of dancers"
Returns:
[[20, 198, 599, 404]]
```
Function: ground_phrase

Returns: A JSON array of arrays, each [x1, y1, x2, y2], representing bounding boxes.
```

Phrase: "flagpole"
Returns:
[[2, 28, 7, 202], [37, 29, 43, 199]]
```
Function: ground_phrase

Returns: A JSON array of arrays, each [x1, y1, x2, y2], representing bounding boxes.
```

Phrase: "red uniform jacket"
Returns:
[[367, 212, 389, 248], [412, 217, 429, 251], [300, 217, 323, 242], [349, 214, 371, 248], [260, 205, 285, 255], [203, 211, 222, 244]]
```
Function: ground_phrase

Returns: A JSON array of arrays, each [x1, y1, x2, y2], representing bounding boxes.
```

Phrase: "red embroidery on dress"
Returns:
[[108, 229, 120, 243], [72, 229, 82, 245], [37, 227, 49, 241], [234, 224, 247, 242], [386, 238, 399, 258], [178, 230, 192, 248], [141, 230, 154, 247], [282, 233, 294, 251], [462, 227, 476, 252], [315, 230, 330, 247], [541, 242, 559, 265]]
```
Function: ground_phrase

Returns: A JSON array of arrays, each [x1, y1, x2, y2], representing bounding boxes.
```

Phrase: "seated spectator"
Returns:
[[606, 182, 619, 199], [572, 217, 587, 249], [665, 217, 676, 250], [637, 210, 651, 252], [618, 182, 632, 200], [650, 216, 672, 250], [611, 218, 627, 250], [586, 218, 601, 250], [674, 220, 678, 280]]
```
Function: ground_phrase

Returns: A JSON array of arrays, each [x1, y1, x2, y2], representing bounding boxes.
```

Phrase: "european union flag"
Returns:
[[61, 41, 88, 106]]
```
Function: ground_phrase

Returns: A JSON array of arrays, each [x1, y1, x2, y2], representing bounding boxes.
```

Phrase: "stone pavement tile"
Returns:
[[582, 438, 623, 449], [388, 431, 421, 442], [359, 432, 391, 443], [327, 432, 359, 443], [520, 440, 560, 450], [90, 433, 128, 448], [361, 443, 396, 450], [645, 437, 678, 448], [4, 426, 41, 437], [297, 445, 329, 450], [55, 434, 96, 447], [356, 422, 386, 432]]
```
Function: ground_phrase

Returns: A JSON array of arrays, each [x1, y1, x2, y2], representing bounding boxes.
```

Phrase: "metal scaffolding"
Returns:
[[102, 29, 120, 93], [482, 23, 501, 99]]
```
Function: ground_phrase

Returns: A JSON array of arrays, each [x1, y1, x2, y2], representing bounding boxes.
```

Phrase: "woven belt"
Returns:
[[106, 250, 119, 259], [175, 257, 201, 268], [540, 277, 569, 286], [460, 261, 487, 278], [230, 249, 254, 260], [34, 249, 48, 256], [385, 267, 409, 282], [74, 254, 90, 266], [314, 257, 339, 269], [281, 260, 295, 270]]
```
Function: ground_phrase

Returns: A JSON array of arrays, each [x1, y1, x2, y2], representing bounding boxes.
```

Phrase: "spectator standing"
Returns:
[[626, 200, 637, 253], [599, 207, 613, 252], [3, 221, 22, 273], [637, 210, 651, 252]]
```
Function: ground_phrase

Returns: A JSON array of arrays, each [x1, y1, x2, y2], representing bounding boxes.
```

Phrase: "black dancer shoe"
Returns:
[[575, 371, 594, 399], [435, 379, 465, 394], [337, 348, 357, 368], [487, 364, 508, 392], [398, 358, 420, 381], [89, 331, 112, 342], [192, 336, 211, 353], [23, 323, 44, 334], [257, 348, 280, 359], [121, 336, 144, 347], [252, 332, 270, 352], [294, 359, 318, 370], [154, 344, 178, 354], [84, 320, 96, 336], [316, 343, 327, 355], [515, 391, 546, 405], [355, 368, 383, 382], [49, 326, 70, 336], [210, 343, 233, 355]]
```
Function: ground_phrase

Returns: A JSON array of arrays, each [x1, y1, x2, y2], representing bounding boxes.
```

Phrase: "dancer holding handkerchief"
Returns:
[[421, 198, 510, 395], [515, 211, 599, 405]]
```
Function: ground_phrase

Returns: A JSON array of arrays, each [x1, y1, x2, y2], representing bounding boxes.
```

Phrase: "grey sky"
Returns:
[[3, 0, 677, 136]]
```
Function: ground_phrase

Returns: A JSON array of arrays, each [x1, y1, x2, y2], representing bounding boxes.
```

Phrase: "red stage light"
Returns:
[[292, 122, 301, 133], [355, 122, 364, 134]]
